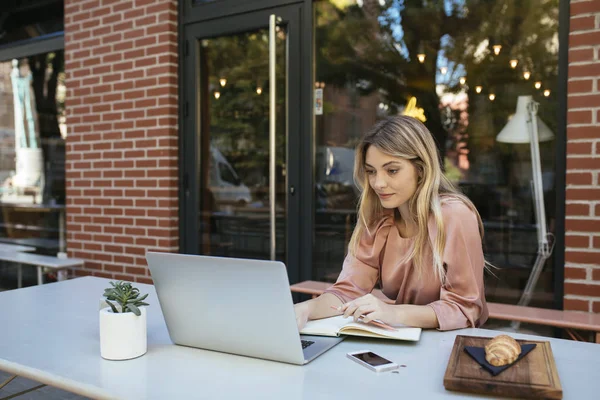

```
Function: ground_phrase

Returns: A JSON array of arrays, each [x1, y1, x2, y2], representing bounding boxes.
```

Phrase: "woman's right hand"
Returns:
[[294, 302, 312, 331], [293, 293, 343, 331]]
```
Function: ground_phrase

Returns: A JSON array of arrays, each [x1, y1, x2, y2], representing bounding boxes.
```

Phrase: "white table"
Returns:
[[0, 252, 83, 287], [0, 243, 35, 253], [0, 243, 35, 288], [1, 277, 599, 400]]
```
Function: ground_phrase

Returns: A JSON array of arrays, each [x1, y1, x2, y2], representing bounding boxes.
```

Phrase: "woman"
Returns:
[[295, 116, 489, 331]]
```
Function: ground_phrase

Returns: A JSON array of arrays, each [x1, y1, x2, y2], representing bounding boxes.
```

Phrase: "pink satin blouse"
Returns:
[[324, 198, 489, 331]]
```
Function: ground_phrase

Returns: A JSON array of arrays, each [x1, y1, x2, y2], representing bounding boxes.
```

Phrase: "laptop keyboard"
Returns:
[[301, 340, 315, 349]]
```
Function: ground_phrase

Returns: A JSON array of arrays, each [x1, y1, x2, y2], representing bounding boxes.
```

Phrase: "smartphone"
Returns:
[[346, 350, 399, 372]]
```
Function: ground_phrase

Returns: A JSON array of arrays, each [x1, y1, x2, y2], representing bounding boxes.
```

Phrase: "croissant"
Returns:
[[484, 335, 521, 367]]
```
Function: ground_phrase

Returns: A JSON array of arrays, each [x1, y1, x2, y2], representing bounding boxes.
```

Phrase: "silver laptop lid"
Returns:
[[146, 251, 305, 365]]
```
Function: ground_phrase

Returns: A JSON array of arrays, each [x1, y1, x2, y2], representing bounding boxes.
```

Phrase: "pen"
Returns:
[[330, 306, 397, 331]]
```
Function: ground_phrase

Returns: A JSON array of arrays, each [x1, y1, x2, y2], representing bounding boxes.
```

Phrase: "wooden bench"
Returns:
[[290, 280, 600, 344], [0, 252, 84, 287]]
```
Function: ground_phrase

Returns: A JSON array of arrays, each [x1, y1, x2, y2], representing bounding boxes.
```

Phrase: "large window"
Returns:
[[313, 0, 560, 309], [0, 52, 66, 254], [0, 0, 66, 271]]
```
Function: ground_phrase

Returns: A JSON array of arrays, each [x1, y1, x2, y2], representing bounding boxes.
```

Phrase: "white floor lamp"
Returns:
[[496, 95, 555, 326]]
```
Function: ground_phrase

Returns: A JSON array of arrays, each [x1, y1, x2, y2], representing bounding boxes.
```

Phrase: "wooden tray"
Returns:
[[443, 335, 562, 399]]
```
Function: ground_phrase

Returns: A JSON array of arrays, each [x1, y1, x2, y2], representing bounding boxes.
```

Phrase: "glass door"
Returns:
[[181, 5, 302, 282]]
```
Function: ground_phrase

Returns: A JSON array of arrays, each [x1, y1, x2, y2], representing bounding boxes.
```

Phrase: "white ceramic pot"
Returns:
[[99, 306, 147, 360]]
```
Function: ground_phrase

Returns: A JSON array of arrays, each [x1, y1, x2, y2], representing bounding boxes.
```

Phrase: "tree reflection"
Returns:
[[315, 0, 559, 168]]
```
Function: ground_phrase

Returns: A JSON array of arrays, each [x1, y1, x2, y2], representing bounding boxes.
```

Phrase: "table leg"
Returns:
[[17, 264, 22, 288], [59, 209, 65, 255], [57, 269, 67, 281], [0, 376, 46, 398], [37, 266, 43, 285], [0, 374, 17, 389]]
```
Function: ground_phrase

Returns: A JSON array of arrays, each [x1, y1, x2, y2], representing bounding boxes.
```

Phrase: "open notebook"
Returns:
[[300, 315, 422, 342]]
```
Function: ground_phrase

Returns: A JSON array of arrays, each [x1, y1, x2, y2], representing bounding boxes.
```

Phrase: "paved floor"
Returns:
[[0, 370, 88, 400]]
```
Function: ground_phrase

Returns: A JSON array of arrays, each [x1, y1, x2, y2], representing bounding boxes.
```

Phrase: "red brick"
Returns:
[[563, 298, 589, 312], [113, 274, 136, 282], [569, 48, 593, 63], [570, 15, 596, 31], [113, 2, 132, 12], [568, 79, 594, 93], [564, 283, 600, 297], [594, 269, 600, 281], [571, 1, 600, 15], [566, 251, 600, 265], [566, 218, 600, 232], [126, 266, 147, 276], [569, 94, 600, 109], [566, 188, 600, 201], [569, 63, 600, 78], [566, 158, 600, 169], [103, 13, 122, 24], [569, 31, 600, 47], [566, 234, 591, 248], [567, 142, 593, 155], [565, 266, 588, 279], [594, 302, 600, 313], [596, 205, 600, 217], [567, 110, 592, 124], [566, 202, 591, 216]]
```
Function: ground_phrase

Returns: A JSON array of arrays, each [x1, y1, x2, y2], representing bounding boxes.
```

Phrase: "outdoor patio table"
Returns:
[[0, 277, 599, 399]]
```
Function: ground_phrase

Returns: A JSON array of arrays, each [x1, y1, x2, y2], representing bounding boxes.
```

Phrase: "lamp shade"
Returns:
[[496, 96, 554, 143]]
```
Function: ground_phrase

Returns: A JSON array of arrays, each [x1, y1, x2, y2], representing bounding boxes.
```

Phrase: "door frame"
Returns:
[[178, 1, 312, 285]]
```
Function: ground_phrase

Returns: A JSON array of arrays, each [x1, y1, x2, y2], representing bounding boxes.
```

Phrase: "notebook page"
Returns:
[[339, 322, 422, 342], [300, 315, 349, 337]]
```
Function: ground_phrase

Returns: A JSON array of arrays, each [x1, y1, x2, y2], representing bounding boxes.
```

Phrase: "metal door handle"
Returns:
[[269, 14, 281, 261]]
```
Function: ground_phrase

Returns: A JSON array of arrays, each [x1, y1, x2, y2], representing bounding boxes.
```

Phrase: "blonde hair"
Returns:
[[348, 115, 485, 283]]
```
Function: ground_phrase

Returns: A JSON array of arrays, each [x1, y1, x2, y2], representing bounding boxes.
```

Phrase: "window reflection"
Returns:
[[0, 51, 66, 257], [0, 2, 64, 47], [313, 0, 559, 308], [198, 30, 287, 261]]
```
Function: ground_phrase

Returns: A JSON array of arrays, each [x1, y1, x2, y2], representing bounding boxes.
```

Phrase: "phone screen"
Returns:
[[351, 351, 392, 367]]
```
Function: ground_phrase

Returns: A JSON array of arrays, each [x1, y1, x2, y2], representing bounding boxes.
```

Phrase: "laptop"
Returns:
[[146, 251, 345, 365]]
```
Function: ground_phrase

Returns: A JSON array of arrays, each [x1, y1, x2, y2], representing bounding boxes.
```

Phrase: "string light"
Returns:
[[219, 78, 227, 87], [475, 86, 482, 94], [214, 91, 220, 99], [523, 71, 531, 80], [492, 45, 502, 55], [440, 66, 448, 75], [534, 81, 542, 89], [488, 93, 496, 101], [510, 59, 518, 68], [543, 89, 551, 97], [416, 43, 426, 63], [459, 77, 467, 85], [256, 87, 262, 95]]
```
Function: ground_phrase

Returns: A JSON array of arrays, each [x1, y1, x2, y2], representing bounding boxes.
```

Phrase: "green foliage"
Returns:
[[444, 157, 463, 184], [103, 281, 149, 316]]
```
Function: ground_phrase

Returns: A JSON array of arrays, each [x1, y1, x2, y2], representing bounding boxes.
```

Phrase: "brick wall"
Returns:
[[64, 0, 179, 284], [564, 0, 600, 312]]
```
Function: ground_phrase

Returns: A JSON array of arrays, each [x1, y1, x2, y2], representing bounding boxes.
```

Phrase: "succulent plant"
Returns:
[[103, 281, 149, 316]]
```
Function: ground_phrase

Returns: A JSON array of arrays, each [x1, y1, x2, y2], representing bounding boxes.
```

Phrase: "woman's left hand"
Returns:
[[340, 294, 397, 325]]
